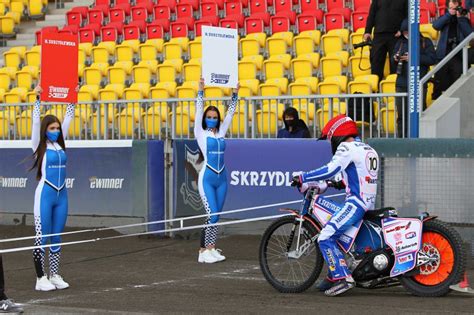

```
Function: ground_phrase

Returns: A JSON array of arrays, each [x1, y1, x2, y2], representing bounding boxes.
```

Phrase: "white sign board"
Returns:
[[202, 26, 238, 88]]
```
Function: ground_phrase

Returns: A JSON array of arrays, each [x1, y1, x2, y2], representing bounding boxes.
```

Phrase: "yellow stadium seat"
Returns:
[[271, 31, 294, 47], [132, 65, 151, 84], [2, 106, 18, 124], [99, 41, 116, 55], [15, 70, 33, 89], [84, 67, 103, 86], [188, 58, 201, 65], [383, 56, 390, 78], [124, 88, 145, 117], [204, 86, 224, 107], [138, 60, 159, 74], [240, 38, 260, 57], [299, 30, 321, 46], [0, 72, 10, 90], [154, 81, 177, 97], [26, 91, 35, 103], [256, 109, 278, 135], [90, 62, 109, 75], [294, 35, 315, 56], [318, 82, 340, 95], [115, 44, 134, 62], [183, 63, 201, 82], [162, 59, 183, 73], [10, 46, 27, 59], [3, 51, 21, 69], [238, 61, 258, 80], [320, 57, 343, 79], [16, 111, 32, 138], [139, 43, 159, 62], [354, 74, 379, 92], [264, 60, 285, 80], [380, 79, 396, 106], [176, 88, 196, 122], [265, 77, 289, 94], [117, 107, 143, 137], [107, 66, 127, 85], [327, 51, 349, 67], [299, 52, 321, 69], [0, 66, 16, 79], [268, 54, 291, 69], [426, 81, 434, 108], [10, 1, 24, 16], [324, 76, 348, 93], [246, 32, 266, 47], [44, 106, 65, 122], [230, 110, 248, 135], [327, 29, 350, 45], [189, 40, 202, 60], [348, 81, 371, 94], [5, 87, 27, 103], [163, 42, 183, 60], [121, 39, 140, 53], [291, 58, 312, 79], [0, 88, 5, 102], [241, 55, 264, 70], [79, 43, 93, 57], [350, 56, 371, 78], [169, 37, 189, 52], [28, 0, 44, 17], [21, 65, 39, 79], [267, 37, 288, 56], [420, 24, 438, 41], [350, 33, 364, 50], [143, 38, 164, 53], [130, 82, 150, 98], [182, 81, 199, 93], [239, 79, 260, 95], [92, 46, 110, 64], [6, 11, 21, 24], [143, 106, 163, 136], [80, 84, 99, 100], [171, 110, 190, 137], [289, 83, 316, 120], [385, 74, 397, 82], [0, 111, 9, 138], [295, 77, 319, 94], [113, 60, 133, 75], [77, 89, 93, 103], [380, 107, 396, 134], [321, 34, 344, 55]]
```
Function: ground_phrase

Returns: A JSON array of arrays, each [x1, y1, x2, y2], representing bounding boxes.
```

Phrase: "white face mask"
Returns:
[[403, 33, 409, 39]]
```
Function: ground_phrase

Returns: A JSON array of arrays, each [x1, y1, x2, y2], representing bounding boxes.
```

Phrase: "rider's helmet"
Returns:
[[319, 114, 358, 154]]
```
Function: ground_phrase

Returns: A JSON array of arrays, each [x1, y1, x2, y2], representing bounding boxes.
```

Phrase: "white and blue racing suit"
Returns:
[[194, 91, 238, 247], [301, 139, 379, 280], [32, 100, 74, 277]]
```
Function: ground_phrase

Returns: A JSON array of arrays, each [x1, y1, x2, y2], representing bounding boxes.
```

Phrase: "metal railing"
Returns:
[[420, 32, 474, 108], [0, 93, 409, 140]]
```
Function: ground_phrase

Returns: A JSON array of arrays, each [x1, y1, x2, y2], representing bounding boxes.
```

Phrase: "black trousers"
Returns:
[[0, 255, 7, 300], [370, 32, 398, 81], [432, 56, 463, 100]]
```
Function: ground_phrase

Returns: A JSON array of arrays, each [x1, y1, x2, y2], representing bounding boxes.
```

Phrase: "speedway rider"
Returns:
[[292, 114, 379, 296]]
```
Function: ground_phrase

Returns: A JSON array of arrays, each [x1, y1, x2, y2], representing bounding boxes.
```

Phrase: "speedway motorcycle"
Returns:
[[259, 183, 466, 296]]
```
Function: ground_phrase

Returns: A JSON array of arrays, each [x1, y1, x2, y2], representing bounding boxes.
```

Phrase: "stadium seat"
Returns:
[[241, 55, 264, 70], [296, 14, 318, 33], [327, 51, 349, 67], [295, 77, 319, 93], [299, 30, 321, 46], [256, 108, 278, 135], [324, 75, 348, 93], [0, 16, 16, 37], [238, 61, 258, 80], [380, 107, 396, 134], [349, 55, 371, 78], [324, 12, 345, 31], [327, 28, 350, 45], [270, 16, 291, 34], [157, 64, 177, 82], [264, 60, 285, 80], [245, 17, 265, 34], [163, 42, 183, 60], [288, 82, 316, 120], [220, 17, 240, 29], [246, 32, 267, 48], [268, 54, 291, 70], [267, 38, 288, 56], [189, 40, 202, 60], [321, 34, 344, 55], [265, 77, 289, 94], [420, 23, 438, 41], [155, 81, 177, 97], [0, 72, 11, 90], [353, 0, 371, 11], [240, 38, 261, 57], [320, 56, 343, 79], [183, 63, 201, 82], [294, 35, 314, 56], [354, 74, 379, 92], [3, 51, 22, 69], [28, 0, 45, 18], [239, 79, 260, 95], [352, 10, 368, 32], [15, 70, 34, 89]]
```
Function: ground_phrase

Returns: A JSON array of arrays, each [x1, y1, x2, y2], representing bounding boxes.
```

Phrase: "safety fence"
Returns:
[[0, 92, 409, 140]]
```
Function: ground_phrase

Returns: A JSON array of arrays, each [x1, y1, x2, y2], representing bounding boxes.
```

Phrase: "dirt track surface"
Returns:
[[1, 226, 473, 314]]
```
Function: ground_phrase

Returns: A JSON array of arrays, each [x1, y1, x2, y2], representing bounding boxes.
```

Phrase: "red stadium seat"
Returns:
[[420, 0, 436, 18], [175, 17, 195, 30], [438, 5, 446, 16], [245, 17, 265, 34], [270, 16, 290, 34], [135, 0, 154, 14], [353, 0, 371, 11], [209, 0, 225, 10], [273, 0, 296, 23], [297, 14, 318, 32], [61, 24, 79, 34], [131, 5, 149, 22], [95, 0, 110, 6], [115, 0, 129, 4], [101, 22, 123, 42], [93, 4, 110, 17], [72, 6, 89, 19], [352, 10, 368, 32], [275, 11, 297, 25], [222, 15, 244, 27], [249, 0, 268, 15], [84, 23, 101, 36], [157, 0, 177, 11], [109, 8, 126, 23], [300, 0, 318, 13], [220, 18, 239, 29], [201, 2, 219, 18], [325, 0, 345, 11], [114, 3, 131, 16], [36, 26, 58, 44], [300, 8, 324, 24], [329, 7, 352, 22], [79, 27, 97, 43], [180, 0, 200, 11], [195, 20, 212, 37], [176, 3, 194, 19], [124, 25, 140, 41], [420, 8, 430, 24], [324, 13, 345, 31], [147, 23, 164, 39], [171, 21, 189, 38], [248, 12, 271, 25], [151, 19, 171, 32], [129, 20, 147, 33], [67, 11, 83, 27], [225, 0, 243, 17], [200, 15, 219, 25], [154, 5, 172, 21], [88, 9, 105, 26]]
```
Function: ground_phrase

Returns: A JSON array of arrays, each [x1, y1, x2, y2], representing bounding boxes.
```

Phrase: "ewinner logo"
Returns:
[[0, 177, 28, 188], [89, 177, 124, 189]]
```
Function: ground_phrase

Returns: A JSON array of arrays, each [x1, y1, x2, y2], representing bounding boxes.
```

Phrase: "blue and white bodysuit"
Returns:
[[194, 91, 238, 247], [31, 100, 74, 278]]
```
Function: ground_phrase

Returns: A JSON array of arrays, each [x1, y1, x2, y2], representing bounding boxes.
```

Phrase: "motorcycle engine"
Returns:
[[351, 249, 393, 281]]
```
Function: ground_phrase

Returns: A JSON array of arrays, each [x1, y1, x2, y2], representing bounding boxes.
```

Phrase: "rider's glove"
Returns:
[[328, 180, 346, 190], [299, 181, 328, 194], [291, 175, 302, 188]]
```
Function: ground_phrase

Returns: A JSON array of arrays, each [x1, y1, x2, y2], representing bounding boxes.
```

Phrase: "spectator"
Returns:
[[393, 19, 437, 137], [432, 0, 472, 99], [364, 0, 408, 82], [0, 255, 24, 313], [277, 107, 311, 138]]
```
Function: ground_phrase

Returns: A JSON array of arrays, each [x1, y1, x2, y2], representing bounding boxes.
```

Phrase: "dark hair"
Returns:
[[330, 135, 358, 154], [31, 115, 66, 180], [202, 106, 221, 131]]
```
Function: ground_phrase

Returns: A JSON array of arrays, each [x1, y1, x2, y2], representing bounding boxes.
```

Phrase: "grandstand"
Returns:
[[0, 0, 473, 139]]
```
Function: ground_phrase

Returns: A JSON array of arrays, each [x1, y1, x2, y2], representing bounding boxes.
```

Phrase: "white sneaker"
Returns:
[[198, 249, 219, 263], [49, 274, 69, 290], [35, 276, 56, 291], [210, 248, 226, 262]]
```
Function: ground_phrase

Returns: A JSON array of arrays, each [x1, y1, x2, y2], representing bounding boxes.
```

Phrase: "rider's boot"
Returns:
[[316, 275, 336, 292], [324, 277, 355, 297]]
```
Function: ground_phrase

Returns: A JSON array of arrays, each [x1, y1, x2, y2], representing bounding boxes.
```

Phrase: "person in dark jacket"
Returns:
[[364, 0, 408, 81], [432, 0, 473, 100], [393, 19, 437, 137], [277, 107, 311, 138]]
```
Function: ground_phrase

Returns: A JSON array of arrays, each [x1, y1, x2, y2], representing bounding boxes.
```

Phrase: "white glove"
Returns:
[[299, 181, 328, 194]]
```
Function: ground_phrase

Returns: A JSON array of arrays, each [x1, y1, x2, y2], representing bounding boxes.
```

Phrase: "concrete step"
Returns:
[[16, 33, 36, 41], [35, 20, 65, 28], [7, 39, 35, 47], [64, 0, 94, 10], [44, 14, 66, 22]]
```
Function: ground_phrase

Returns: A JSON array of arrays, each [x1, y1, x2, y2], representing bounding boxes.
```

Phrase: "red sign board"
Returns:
[[40, 32, 78, 103]]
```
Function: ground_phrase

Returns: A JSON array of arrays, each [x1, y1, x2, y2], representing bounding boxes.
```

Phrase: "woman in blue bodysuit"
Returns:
[[31, 86, 74, 291], [195, 78, 239, 264]]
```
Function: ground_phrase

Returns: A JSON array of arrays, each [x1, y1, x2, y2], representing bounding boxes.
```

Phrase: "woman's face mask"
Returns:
[[284, 116, 296, 128], [205, 117, 218, 128], [46, 131, 60, 142]]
